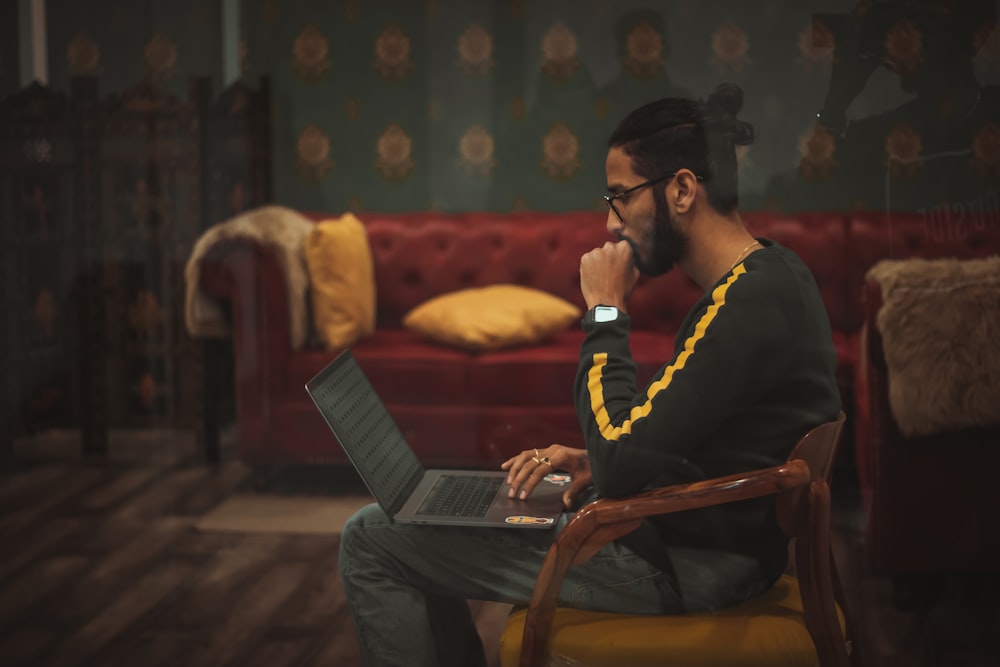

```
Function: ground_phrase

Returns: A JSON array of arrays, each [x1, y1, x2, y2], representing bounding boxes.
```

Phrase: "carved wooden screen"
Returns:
[[87, 80, 207, 451], [0, 81, 95, 452], [0, 75, 272, 459]]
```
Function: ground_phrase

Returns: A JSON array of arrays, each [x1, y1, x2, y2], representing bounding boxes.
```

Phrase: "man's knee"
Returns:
[[340, 503, 390, 562]]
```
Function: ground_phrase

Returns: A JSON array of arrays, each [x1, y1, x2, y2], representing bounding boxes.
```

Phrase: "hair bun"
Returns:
[[705, 83, 744, 117], [704, 83, 754, 146]]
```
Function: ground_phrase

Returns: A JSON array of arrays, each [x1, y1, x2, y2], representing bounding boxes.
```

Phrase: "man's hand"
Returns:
[[580, 241, 640, 310], [501, 445, 593, 510]]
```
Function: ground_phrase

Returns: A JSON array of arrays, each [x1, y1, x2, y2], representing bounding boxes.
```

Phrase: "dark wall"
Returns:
[[37, 0, 1000, 216], [0, 1, 21, 100]]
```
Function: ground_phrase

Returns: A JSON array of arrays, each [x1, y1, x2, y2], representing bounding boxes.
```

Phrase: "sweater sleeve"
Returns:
[[574, 264, 792, 498]]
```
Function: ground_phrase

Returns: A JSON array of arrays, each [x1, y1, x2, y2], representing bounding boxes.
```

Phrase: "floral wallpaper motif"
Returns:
[[292, 25, 331, 82], [374, 25, 413, 81], [541, 122, 581, 181], [798, 21, 833, 73], [144, 34, 178, 84], [540, 23, 580, 82], [376, 124, 415, 181], [457, 23, 494, 77], [710, 22, 751, 75], [296, 124, 333, 181], [971, 123, 1000, 180], [624, 19, 665, 79], [459, 125, 496, 176], [799, 123, 838, 182], [884, 19, 925, 78], [67, 33, 100, 76], [884, 122, 924, 180]]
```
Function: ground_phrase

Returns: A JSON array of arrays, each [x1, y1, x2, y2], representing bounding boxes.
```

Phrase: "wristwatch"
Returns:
[[586, 305, 622, 324]]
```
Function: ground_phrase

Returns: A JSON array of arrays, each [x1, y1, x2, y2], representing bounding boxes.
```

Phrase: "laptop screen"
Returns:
[[306, 351, 424, 516]]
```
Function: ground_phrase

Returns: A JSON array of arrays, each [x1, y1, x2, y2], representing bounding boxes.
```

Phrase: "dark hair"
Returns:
[[608, 83, 754, 214]]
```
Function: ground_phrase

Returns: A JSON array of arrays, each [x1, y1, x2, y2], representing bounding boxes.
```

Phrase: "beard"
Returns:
[[617, 191, 688, 277]]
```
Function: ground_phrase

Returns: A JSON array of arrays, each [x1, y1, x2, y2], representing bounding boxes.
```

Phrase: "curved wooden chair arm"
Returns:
[[519, 459, 813, 667]]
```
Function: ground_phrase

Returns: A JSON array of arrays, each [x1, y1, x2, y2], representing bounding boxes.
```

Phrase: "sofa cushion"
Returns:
[[471, 330, 677, 406], [287, 330, 474, 405], [402, 284, 581, 351], [304, 213, 376, 348]]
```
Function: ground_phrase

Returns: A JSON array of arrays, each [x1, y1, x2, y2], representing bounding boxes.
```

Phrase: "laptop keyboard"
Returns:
[[416, 475, 504, 517]]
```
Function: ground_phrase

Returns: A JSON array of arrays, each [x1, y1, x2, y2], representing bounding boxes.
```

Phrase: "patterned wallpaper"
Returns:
[[46, 0, 223, 101], [33, 0, 1000, 216]]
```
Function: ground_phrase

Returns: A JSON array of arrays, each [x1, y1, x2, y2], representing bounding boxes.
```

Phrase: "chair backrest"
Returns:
[[776, 412, 853, 667], [776, 413, 846, 539]]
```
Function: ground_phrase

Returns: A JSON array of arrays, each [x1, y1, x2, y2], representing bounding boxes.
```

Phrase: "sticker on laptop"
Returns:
[[505, 516, 556, 525], [543, 473, 571, 486]]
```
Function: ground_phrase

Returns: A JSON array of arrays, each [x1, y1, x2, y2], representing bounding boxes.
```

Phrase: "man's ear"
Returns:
[[672, 169, 699, 214]]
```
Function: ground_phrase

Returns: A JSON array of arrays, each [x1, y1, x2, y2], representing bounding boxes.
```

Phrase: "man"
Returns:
[[339, 83, 841, 667]]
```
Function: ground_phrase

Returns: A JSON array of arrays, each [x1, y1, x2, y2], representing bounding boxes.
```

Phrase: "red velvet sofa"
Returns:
[[198, 210, 854, 470], [198, 207, 1000, 577]]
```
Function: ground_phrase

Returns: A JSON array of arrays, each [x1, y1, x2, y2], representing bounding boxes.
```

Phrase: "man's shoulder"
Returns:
[[741, 242, 815, 290], [725, 244, 824, 318]]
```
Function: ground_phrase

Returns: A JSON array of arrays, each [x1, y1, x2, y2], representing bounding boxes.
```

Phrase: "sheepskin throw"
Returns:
[[185, 205, 314, 350], [868, 256, 1000, 438]]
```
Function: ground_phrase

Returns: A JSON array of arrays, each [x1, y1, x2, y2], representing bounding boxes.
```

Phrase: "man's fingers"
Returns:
[[507, 453, 535, 496], [562, 477, 590, 509], [514, 460, 555, 500]]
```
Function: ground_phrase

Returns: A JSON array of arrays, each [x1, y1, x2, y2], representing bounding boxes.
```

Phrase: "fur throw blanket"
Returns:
[[184, 205, 314, 350], [868, 256, 1000, 438]]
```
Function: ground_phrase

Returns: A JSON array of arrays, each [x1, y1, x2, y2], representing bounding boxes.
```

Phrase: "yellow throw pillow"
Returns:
[[403, 284, 581, 352], [304, 213, 376, 348]]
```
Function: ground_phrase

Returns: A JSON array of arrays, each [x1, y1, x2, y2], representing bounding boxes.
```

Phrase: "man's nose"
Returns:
[[606, 210, 623, 236]]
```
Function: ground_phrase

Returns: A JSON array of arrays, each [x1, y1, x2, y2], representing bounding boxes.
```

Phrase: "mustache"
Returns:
[[614, 229, 641, 265]]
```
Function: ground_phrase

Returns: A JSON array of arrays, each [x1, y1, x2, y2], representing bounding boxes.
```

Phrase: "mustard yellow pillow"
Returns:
[[304, 213, 376, 348], [403, 285, 581, 352]]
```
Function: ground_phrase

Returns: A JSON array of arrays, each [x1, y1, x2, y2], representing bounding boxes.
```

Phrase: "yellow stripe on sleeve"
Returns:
[[587, 264, 748, 442]]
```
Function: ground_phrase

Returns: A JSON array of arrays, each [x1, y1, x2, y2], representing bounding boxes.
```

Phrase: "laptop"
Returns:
[[305, 350, 566, 529]]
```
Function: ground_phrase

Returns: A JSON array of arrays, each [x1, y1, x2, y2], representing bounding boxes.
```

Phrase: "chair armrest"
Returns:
[[569, 460, 810, 563], [519, 460, 811, 666]]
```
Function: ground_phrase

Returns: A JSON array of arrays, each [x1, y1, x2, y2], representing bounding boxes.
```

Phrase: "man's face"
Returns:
[[604, 146, 688, 276]]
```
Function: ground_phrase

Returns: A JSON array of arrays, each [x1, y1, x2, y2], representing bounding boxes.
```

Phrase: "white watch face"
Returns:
[[594, 306, 619, 323]]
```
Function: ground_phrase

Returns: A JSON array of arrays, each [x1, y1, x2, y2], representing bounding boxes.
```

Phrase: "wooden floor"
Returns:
[[1, 431, 998, 667]]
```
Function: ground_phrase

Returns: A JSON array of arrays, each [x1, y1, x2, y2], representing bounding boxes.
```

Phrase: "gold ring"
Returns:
[[531, 456, 542, 464], [539, 457, 552, 466]]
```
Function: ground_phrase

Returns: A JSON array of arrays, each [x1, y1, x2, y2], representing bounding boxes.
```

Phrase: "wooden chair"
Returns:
[[500, 413, 858, 667]]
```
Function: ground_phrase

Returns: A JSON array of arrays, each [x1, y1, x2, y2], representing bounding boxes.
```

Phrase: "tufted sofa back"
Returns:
[[344, 211, 706, 333], [304, 208, 1000, 338], [303, 210, 866, 336]]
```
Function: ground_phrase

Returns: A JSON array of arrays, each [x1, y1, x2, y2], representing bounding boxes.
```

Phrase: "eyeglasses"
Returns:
[[603, 172, 703, 223]]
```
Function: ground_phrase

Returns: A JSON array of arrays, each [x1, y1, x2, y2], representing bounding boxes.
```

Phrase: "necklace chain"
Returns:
[[731, 239, 760, 270]]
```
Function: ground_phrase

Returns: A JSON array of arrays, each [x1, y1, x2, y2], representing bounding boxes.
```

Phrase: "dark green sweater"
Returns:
[[575, 239, 841, 584]]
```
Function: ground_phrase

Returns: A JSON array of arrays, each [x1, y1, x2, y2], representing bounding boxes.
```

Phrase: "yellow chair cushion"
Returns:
[[499, 575, 845, 667], [402, 284, 581, 352], [304, 213, 376, 349]]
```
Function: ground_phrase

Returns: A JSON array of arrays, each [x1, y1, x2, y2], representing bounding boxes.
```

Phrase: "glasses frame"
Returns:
[[603, 171, 704, 223]]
